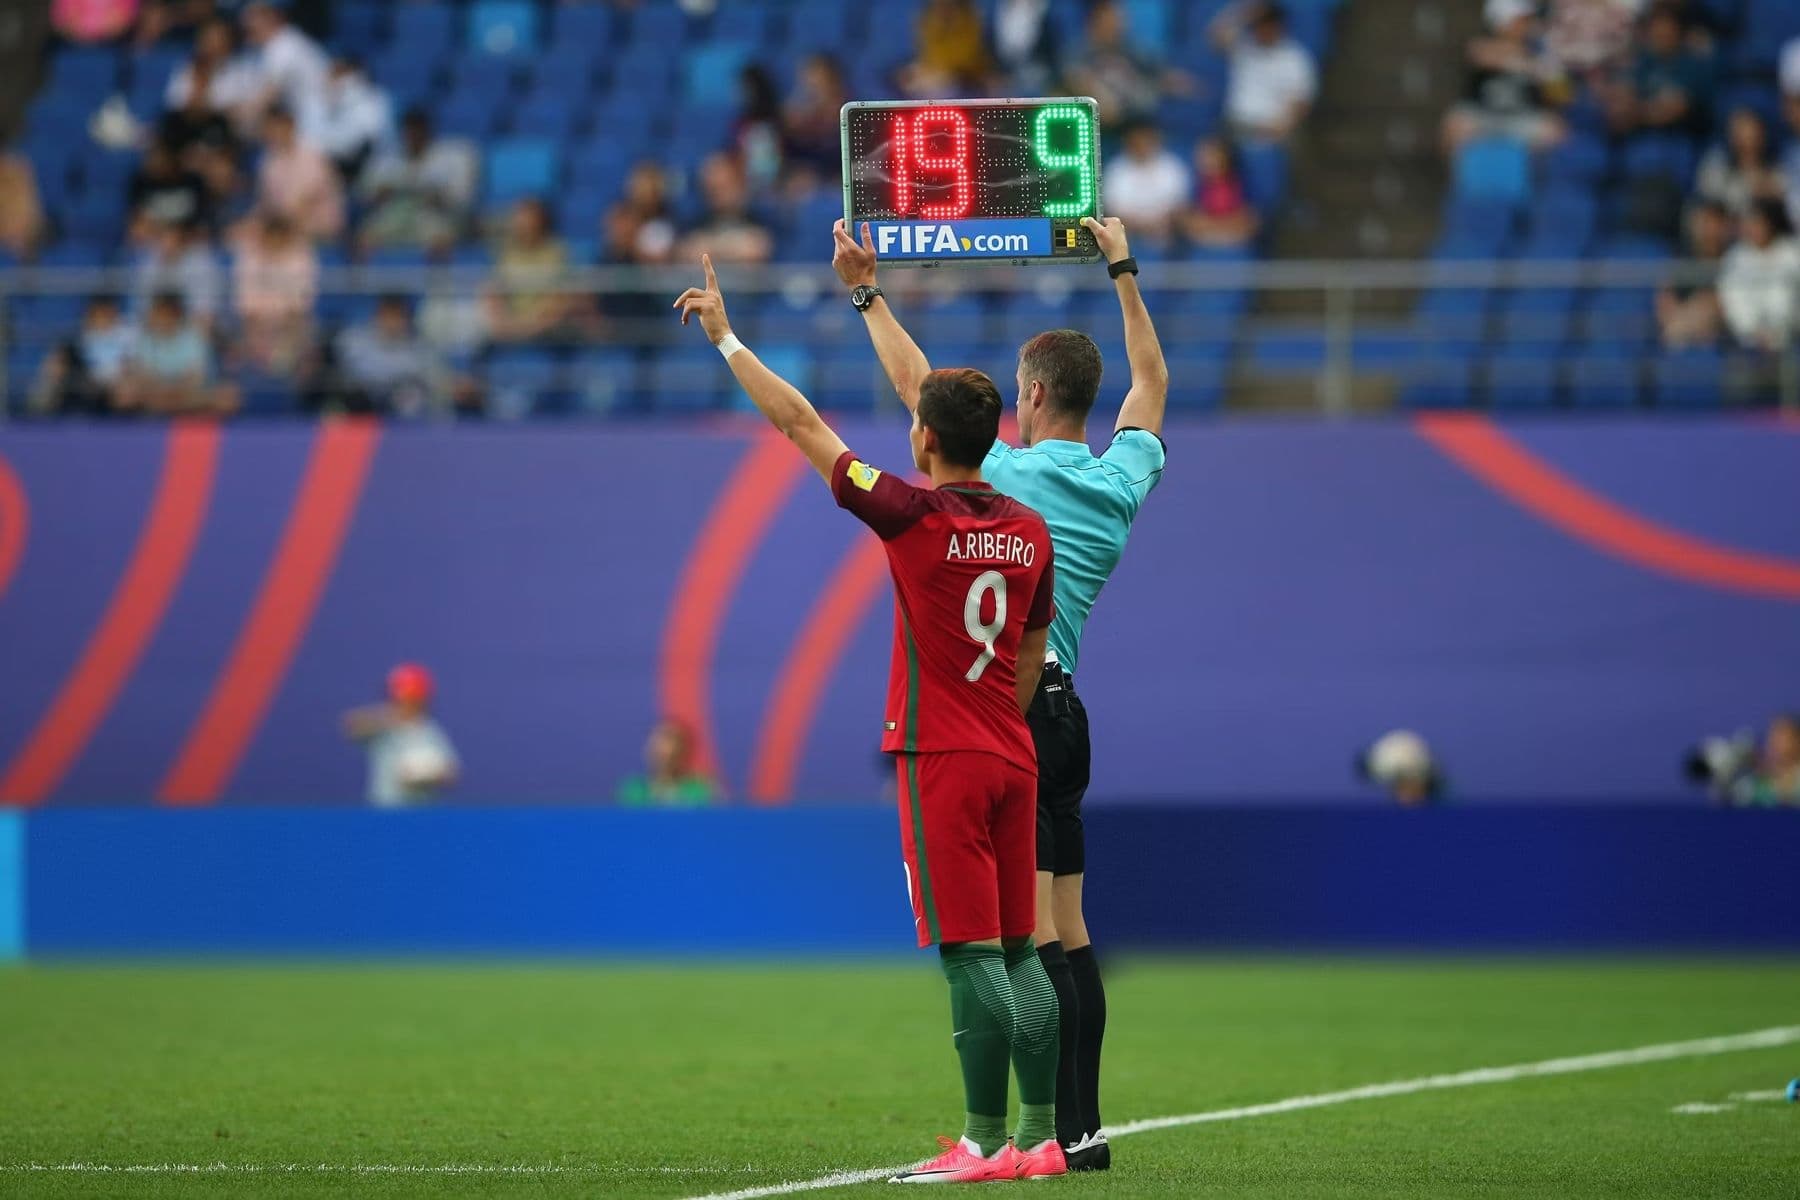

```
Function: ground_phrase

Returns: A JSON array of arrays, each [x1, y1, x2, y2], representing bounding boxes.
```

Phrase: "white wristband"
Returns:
[[715, 333, 746, 360]]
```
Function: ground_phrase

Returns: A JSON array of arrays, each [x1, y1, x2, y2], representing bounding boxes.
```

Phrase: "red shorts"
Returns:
[[894, 750, 1037, 948]]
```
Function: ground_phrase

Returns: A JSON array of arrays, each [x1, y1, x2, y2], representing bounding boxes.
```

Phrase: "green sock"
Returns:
[[940, 943, 1015, 1156], [1004, 940, 1060, 1148]]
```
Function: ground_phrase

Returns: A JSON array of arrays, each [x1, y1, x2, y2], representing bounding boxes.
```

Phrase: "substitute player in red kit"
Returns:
[[676, 255, 1067, 1183]]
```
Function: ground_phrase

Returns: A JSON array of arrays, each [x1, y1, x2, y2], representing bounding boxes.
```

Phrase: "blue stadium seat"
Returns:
[[646, 346, 726, 412], [626, 4, 690, 49], [609, 57, 675, 98], [1237, 142, 1290, 214], [1651, 348, 1724, 409], [446, 54, 519, 104], [1247, 328, 1326, 374], [370, 50, 442, 105], [1540, 134, 1609, 186], [550, 2, 617, 47], [529, 47, 597, 97], [1439, 197, 1516, 254], [707, 5, 772, 47], [1565, 355, 1642, 408], [437, 92, 507, 139], [62, 190, 128, 244], [38, 239, 112, 268], [1454, 137, 1531, 204], [1620, 134, 1695, 185], [485, 349, 565, 418], [1485, 351, 1559, 408], [46, 47, 120, 98], [563, 348, 642, 415], [332, 1, 390, 54], [484, 139, 561, 207], [511, 91, 583, 140], [1578, 289, 1655, 349], [566, 140, 637, 191], [684, 43, 754, 105], [556, 186, 614, 239], [1398, 359, 1476, 409], [1525, 184, 1599, 251], [392, 3, 458, 59], [76, 148, 136, 201], [1122, 0, 1173, 46], [469, 0, 540, 56], [1496, 289, 1575, 350], [813, 353, 888, 412], [1165, 353, 1225, 411], [785, 0, 857, 53]]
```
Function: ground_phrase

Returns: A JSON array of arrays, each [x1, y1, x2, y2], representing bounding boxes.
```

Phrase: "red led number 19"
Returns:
[[889, 108, 973, 220]]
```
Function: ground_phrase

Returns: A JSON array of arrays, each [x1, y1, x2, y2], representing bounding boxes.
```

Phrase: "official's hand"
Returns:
[[1083, 216, 1130, 266], [672, 253, 733, 345], [832, 219, 878, 289]]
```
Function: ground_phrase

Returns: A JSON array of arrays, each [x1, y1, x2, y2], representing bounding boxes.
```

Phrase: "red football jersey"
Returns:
[[831, 450, 1055, 769]]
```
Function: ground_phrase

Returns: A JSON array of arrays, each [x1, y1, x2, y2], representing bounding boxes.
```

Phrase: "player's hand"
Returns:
[[1083, 216, 1130, 266], [672, 253, 733, 345], [832, 219, 878, 289]]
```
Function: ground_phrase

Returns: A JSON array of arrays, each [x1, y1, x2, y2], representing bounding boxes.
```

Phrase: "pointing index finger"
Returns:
[[702, 253, 718, 290]]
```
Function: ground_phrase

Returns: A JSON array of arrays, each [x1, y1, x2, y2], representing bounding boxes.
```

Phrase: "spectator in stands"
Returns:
[[28, 296, 134, 415], [342, 663, 461, 809], [1212, 1, 1319, 146], [1443, 0, 1568, 154], [1694, 108, 1784, 219], [603, 161, 677, 266], [305, 57, 393, 184], [357, 109, 477, 254], [1783, 36, 1800, 100], [1103, 120, 1191, 246], [164, 17, 259, 135], [54, 0, 140, 43], [1749, 713, 1800, 806], [1655, 199, 1729, 349], [1072, 0, 1189, 132], [132, 217, 223, 332], [732, 64, 785, 192], [115, 291, 238, 415], [129, 137, 212, 235], [1607, 3, 1712, 137], [783, 54, 848, 186], [1781, 93, 1800, 232], [1544, 0, 1639, 76], [239, 0, 329, 128], [0, 150, 45, 260], [483, 196, 587, 344], [988, 0, 1062, 95], [901, 0, 991, 98], [1183, 136, 1261, 249], [253, 105, 344, 243], [677, 153, 773, 266], [230, 212, 318, 374], [333, 295, 468, 417], [615, 718, 719, 807], [1718, 199, 1800, 353]]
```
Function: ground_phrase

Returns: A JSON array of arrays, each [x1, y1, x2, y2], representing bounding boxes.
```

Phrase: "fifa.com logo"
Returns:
[[875, 223, 1032, 255]]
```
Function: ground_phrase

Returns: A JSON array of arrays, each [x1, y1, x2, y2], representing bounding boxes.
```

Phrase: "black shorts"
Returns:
[[1027, 665, 1089, 876]]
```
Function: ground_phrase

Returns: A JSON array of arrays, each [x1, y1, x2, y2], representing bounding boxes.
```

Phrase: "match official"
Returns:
[[833, 215, 1166, 1171]]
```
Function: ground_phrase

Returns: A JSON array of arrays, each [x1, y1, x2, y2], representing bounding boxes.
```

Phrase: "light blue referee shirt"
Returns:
[[982, 429, 1166, 676]]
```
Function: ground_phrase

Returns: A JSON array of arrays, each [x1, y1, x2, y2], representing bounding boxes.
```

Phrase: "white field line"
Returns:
[[0, 1163, 755, 1177], [1670, 1102, 1735, 1114], [1728, 1089, 1791, 1102], [685, 1024, 1800, 1200]]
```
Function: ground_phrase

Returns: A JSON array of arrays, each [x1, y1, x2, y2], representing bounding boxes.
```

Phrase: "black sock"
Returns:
[[1036, 940, 1083, 1147], [1066, 944, 1106, 1135]]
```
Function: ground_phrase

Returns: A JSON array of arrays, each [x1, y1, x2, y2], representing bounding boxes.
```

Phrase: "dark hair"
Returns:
[[739, 64, 780, 122], [149, 290, 186, 316], [1726, 107, 1773, 165], [1018, 329, 1104, 419], [264, 103, 294, 127], [918, 368, 1003, 468], [1255, 2, 1289, 28], [1747, 197, 1793, 237], [86, 294, 120, 311]]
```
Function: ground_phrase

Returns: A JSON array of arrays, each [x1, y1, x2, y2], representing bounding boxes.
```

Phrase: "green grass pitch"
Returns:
[[4, 958, 1797, 1198]]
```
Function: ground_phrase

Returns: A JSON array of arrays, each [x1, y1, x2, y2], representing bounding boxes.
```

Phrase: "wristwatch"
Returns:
[[850, 284, 884, 312]]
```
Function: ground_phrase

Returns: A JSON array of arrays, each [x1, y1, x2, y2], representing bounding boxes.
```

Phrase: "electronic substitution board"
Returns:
[[841, 98, 1104, 267]]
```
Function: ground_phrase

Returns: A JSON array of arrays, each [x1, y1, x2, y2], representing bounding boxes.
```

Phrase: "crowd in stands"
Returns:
[[1435, 0, 1800, 399], [2, 0, 1329, 419]]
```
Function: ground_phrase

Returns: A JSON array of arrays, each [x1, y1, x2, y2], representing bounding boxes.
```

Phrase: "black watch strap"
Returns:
[[851, 284, 884, 312], [1107, 256, 1139, 279]]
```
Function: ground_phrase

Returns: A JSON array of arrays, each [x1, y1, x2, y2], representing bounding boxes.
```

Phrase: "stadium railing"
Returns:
[[1, 258, 1795, 417]]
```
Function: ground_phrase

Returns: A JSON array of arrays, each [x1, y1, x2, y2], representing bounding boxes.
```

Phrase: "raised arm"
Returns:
[[1084, 217, 1169, 437], [674, 255, 847, 481], [833, 219, 931, 413]]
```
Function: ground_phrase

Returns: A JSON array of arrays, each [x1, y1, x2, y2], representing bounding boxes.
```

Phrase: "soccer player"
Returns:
[[834, 214, 1167, 1170], [674, 256, 1069, 1183]]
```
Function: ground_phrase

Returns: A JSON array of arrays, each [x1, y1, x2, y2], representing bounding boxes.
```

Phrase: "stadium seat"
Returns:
[[529, 47, 597, 97], [1397, 358, 1476, 409], [484, 139, 560, 208], [469, 1, 540, 56], [1247, 327, 1326, 374], [1454, 137, 1531, 205], [485, 350, 564, 419], [565, 348, 643, 415], [45, 47, 120, 98], [446, 55, 519, 105], [1619, 134, 1695, 185], [392, 3, 457, 59], [626, 4, 690, 49], [1237, 142, 1290, 215], [511, 92, 583, 140], [437, 92, 507, 139], [1651, 348, 1725, 409], [707, 5, 772, 47], [1164, 353, 1226, 411], [370, 50, 443, 106], [1565, 354, 1643, 409], [813, 354, 889, 412], [332, 1, 390, 54], [550, 2, 616, 47], [1496, 288, 1576, 350], [785, 0, 857, 53], [647, 346, 726, 412], [1122, 0, 1174, 47], [684, 43, 754, 106], [1485, 351, 1559, 408], [1540, 134, 1609, 186]]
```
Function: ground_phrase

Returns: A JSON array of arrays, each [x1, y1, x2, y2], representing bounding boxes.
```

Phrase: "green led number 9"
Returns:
[[1032, 105, 1095, 219]]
